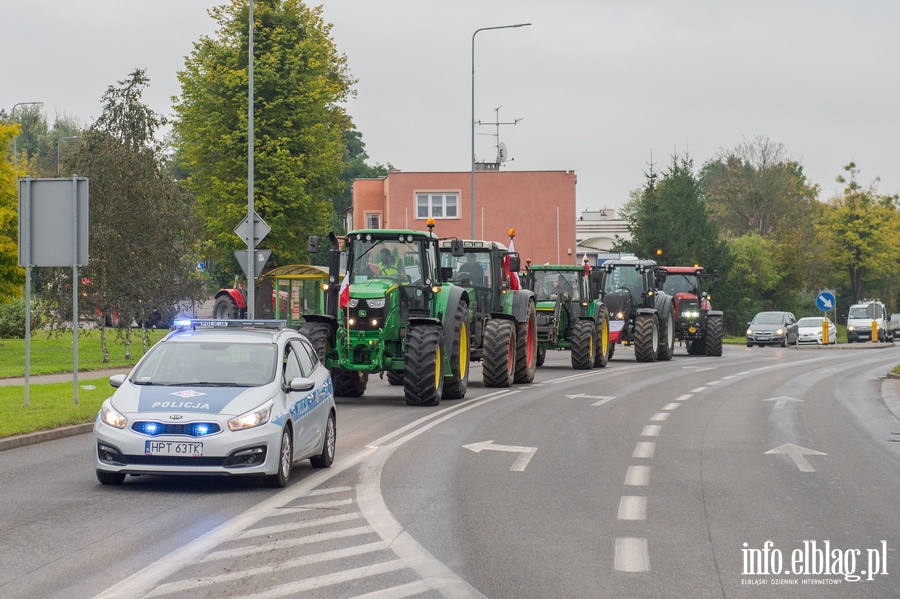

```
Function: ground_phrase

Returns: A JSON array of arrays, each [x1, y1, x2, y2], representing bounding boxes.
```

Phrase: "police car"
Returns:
[[93, 319, 336, 487]]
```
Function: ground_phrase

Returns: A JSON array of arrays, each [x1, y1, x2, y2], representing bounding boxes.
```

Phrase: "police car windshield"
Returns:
[[132, 342, 276, 387]]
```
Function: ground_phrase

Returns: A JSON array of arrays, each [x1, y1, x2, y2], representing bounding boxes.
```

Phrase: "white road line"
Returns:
[[617, 495, 648, 520], [624, 465, 650, 486], [306, 485, 353, 496], [633, 442, 656, 458], [239, 512, 359, 540], [662, 402, 681, 411], [279, 498, 354, 511], [707, 380, 721, 385], [229, 559, 410, 599], [348, 580, 436, 599], [674, 394, 693, 401], [691, 386, 707, 393], [615, 537, 650, 572], [146, 541, 390, 597], [650, 412, 669, 422], [641, 424, 661, 437], [721, 375, 735, 380], [203, 526, 374, 562]]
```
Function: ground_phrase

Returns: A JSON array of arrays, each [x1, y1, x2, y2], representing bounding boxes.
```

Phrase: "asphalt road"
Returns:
[[2, 343, 900, 598]]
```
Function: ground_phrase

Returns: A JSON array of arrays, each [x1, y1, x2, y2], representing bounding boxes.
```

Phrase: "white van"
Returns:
[[846, 300, 893, 342]]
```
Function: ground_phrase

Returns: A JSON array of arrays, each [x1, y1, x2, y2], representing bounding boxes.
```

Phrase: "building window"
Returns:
[[365, 212, 381, 229], [416, 193, 459, 220]]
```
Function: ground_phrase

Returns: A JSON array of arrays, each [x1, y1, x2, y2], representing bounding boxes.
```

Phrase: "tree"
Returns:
[[173, 0, 355, 284], [0, 122, 25, 301], [817, 163, 900, 304], [617, 152, 730, 271], [66, 69, 206, 359]]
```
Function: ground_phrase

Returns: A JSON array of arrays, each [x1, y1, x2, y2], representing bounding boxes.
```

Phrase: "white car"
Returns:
[[796, 316, 837, 345], [93, 319, 336, 487]]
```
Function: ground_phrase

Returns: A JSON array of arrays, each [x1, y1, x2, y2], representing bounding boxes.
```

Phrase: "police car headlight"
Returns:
[[346, 298, 359, 308], [367, 298, 386, 308], [100, 402, 127, 429], [228, 400, 273, 431]]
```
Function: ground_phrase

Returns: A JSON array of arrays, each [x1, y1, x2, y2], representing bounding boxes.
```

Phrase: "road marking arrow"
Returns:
[[566, 393, 616, 406], [463, 440, 537, 471], [765, 443, 827, 472], [763, 396, 804, 409]]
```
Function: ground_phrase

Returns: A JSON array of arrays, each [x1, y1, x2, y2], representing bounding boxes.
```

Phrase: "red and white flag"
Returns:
[[338, 271, 350, 309], [507, 238, 521, 290], [582, 253, 591, 276]]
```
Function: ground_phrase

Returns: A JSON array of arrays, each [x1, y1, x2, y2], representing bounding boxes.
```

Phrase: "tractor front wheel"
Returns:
[[657, 302, 675, 361], [404, 324, 444, 406], [571, 320, 595, 370], [513, 301, 538, 383], [705, 315, 724, 357], [442, 300, 470, 400], [593, 307, 610, 368], [483, 319, 515, 387], [634, 313, 659, 362]]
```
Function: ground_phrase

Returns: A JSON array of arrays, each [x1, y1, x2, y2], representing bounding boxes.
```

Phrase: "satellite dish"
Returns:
[[498, 142, 508, 163]]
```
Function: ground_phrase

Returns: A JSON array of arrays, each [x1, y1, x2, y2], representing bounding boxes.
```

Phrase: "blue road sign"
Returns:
[[816, 291, 836, 311]]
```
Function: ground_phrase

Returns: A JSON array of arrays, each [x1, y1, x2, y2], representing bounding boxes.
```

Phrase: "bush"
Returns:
[[0, 299, 26, 339]]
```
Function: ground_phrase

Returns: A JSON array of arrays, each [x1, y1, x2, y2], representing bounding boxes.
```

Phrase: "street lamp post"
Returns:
[[11, 102, 43, 165], [470, 23, 530, 239], [57, 136, 81, 175]]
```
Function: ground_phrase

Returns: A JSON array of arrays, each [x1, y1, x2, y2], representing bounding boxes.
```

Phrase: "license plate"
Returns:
[[145, 440, 203, 457], [756, 336, 770, 341]]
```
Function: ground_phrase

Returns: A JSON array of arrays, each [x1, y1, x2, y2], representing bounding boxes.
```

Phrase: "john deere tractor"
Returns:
[[299, 222, 469, 406], [660, 266, 724, 356], [437, 235, 538, 387], [599, 256, 675, 362], [521, 263, 610, 369]]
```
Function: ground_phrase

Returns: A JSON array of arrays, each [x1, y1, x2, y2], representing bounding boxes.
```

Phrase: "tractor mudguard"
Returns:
[[707, 309, 724, 318], [216, 288, 247, 309], [301, 313, 338, 330], [441, 285, 470, 356], [491, 289, 534, 323]]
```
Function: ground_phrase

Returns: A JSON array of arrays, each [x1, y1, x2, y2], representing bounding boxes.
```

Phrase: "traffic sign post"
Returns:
[[233, 212, 271, 319]]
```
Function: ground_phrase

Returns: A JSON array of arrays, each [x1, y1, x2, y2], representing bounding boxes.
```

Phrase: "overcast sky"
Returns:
[[5, 1, 900, 214]]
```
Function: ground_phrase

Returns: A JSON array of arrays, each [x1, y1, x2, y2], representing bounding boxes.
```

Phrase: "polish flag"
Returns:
[[507, 238, 521, 290], [582, 253, 591, 276], [338, 271, 350, 309]]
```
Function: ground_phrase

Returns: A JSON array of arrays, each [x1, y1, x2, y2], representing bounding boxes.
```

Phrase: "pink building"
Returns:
[[350, 170, 577, 266]]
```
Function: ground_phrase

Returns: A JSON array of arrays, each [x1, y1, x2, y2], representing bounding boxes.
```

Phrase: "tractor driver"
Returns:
[[552, 274, 574, 296], [457, 252, 484, 284], [377, 248, 401, 278]]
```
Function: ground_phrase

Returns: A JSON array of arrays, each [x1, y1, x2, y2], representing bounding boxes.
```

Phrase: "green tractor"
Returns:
[[437, 234, 538, 387], [299, 221, 470, 406], [520, 262, 611, 369]]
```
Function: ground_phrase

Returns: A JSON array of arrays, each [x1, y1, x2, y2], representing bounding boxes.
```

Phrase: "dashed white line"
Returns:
[[691, 386, 707, 393], [615, 537, 650, 572], [662, 402, 681, 411], [674, 394, 693, 401], [624, 465, 650, 486], [641, 424, 661, 437], [633, 442, 656, 458], [617, 496, 648, 520], [650, 412, 669, 422]]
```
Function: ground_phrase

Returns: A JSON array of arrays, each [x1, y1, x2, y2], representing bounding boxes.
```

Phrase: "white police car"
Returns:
[[93, 319, 336, 487]]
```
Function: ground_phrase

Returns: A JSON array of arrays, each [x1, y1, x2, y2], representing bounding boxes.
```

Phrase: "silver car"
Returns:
[[93, 319, 336, 487], [746, 311, 799, 347]]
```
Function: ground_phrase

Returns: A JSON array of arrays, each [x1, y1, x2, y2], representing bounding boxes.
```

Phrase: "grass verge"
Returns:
[[0, 377, 115, 438]]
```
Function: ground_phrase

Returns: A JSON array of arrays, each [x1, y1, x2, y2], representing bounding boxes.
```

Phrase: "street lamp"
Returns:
[[11, 101, 43, 165], [57, 136, 81, 175], [470, 23, 530, 239]]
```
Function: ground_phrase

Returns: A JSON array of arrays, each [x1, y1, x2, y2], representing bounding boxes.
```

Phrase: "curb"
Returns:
[[882, 373, 900, 422], [0, 423, 94, 452]]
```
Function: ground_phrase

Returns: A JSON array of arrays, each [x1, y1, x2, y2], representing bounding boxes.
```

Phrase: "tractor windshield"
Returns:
[[603, 266, 641, 300], [350, 237, 425, 284], [442, 250, 492, 287], [532, 270, 578, 300], [663, 274, 698, 296]]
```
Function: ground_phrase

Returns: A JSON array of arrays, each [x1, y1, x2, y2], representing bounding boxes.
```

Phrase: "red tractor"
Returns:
[[660, 266, 723, 356]]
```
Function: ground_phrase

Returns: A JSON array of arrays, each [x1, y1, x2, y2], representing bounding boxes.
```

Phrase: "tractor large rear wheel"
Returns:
[[571, 320, 595, 370], [298, 322, 331, 364], [657, 302, 675, 361], [536, 347, 546, 367], [404, 325, 444, 406], [442, 300, 469, 400], [705, 314, 724, 357], [593, 307, 610, 368], [513, 301, 538, 383], [213, 295, 241, 319], [483, 319, 515, 387], [386, 371, 404, 386], [634, 313, 659, 362]]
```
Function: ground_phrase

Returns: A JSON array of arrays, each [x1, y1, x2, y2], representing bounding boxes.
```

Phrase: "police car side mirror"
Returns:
[[109, 374, 127, 388], [288, 377, 316, 392]]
